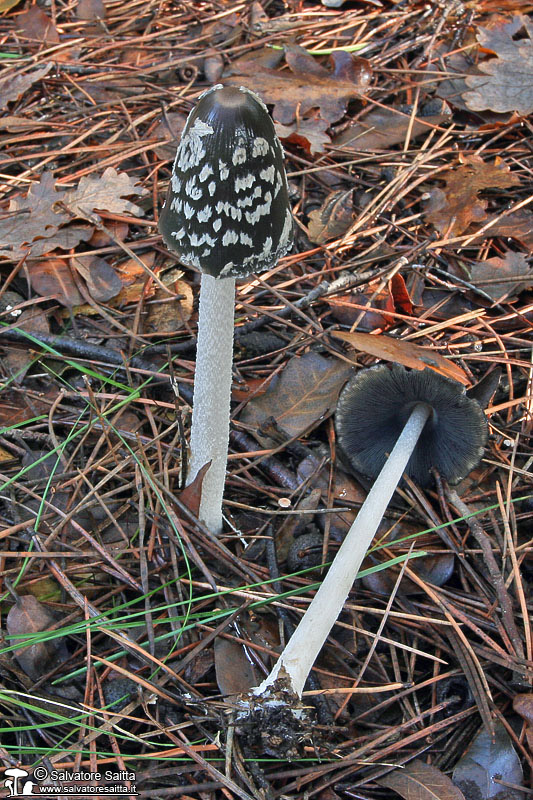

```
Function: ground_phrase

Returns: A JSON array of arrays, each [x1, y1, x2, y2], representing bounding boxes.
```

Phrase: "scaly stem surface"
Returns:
[[188, 274, 235, 534], [255, 402, 431, 698]]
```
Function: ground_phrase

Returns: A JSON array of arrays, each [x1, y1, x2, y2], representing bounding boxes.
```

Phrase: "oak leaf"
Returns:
[[424, 154, 520, 236], [226, 45, 371, 124], [464, 16, 533, 114], [469, 251, 533, 301]]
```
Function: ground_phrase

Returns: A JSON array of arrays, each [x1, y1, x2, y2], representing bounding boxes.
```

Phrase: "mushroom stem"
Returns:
[[187, 273, 236, 534], [255, 401, 431, 698]]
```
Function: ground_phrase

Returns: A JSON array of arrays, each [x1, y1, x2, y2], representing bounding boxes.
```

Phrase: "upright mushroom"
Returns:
[[252, 365, 488, 701], [159, 85, 293, 533]]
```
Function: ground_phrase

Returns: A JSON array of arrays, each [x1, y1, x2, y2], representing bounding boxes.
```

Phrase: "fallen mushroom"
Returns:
[[159, 85, 293, 533], [248, 366, 488, 717]]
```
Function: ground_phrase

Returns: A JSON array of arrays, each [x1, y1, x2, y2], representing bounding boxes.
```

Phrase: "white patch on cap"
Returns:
[[235, 173, 255, 192], [259, 165, 275, 183], [252, 137, 269, 157], [208, 181, 216, 196], [245, 191, 272, 225], [185, 176, 202, 200], [240, 231, 253, 247], [184, 201, 195, 219], [190, 231, 217, 248], [232, 146, 247, 166], [170, 197, 183, 213], [182, 251, 201, 268], [171, 174, 181, 193], [219, 261, 236, 277], [219, 159, 229, 180], [216, 201, 242, 221], [273, 172, 283, 198], [238, 85, 269, 115], [197, 205, 212, 223], [199, 163, 214, 182], [237, 194, 255, 208], [177, 119, 213, 172], [213, 218, 222, 232], [262, 236, 272, 256], [222, 229, 239, 246], [172, 227, 187, 240], [279, 208, 293, 248]]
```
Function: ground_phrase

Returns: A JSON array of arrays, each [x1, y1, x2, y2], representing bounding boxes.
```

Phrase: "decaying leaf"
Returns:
[[226, 45, 371, 124], [452, 721, 524, 798], [308, 189, 354, 244], [150, 111, 187, 160], [275, 117, 331, 155], [0, 169, 145, 259], [214, 638, 258, 697], [7, 595, 69, 680], [72, 254, 123, 303], [16, 7, 60, 45], [0, 63, 51, 111], [377, 759, 466, 799], [63, 167, 146, 219], [145, 277, 193, 333], [27, 258, 83, 307], [464, 16, 533, 115], [488, 208, 533, 250], [468, 251, 533, 301], [333, 106, 448, 152], [332, 330, 469, 385], [513, 693, 533, 753], [240, 351, 353, 440], [424, 154, 520, 236]]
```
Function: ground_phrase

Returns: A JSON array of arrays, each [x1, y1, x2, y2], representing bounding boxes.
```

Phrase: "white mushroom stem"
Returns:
[[255, 401, 431, 698], [187, 273, 236, 534]]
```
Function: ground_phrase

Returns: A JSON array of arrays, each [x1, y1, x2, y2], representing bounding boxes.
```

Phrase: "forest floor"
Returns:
[[0, 0, 532, 798]]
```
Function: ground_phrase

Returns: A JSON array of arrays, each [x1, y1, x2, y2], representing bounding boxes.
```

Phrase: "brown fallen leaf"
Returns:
[[226, 45, 371, 124], [63, 167, 146, 219], [468, 251, 533, 301], [464, 16, 533, 114], [27, 258, 83, 307], [72, 254, 123, 303], [513, 694, 533, 754], [275, 117, 331, 155], [488, 208, 533, 250], [0, 63, 52, 111], [332, 331, 469, 385], [214, 638, 258, 697], [424, 154, 520, 236], [308, 189, 354, 244], [333, 106, 448, 152], [150, 111, 187, 160], [377, 759, 466, 799], [179, 462, 211, 518], [6, 595, 69, 681], [145, 277, 193, 333], [240, 351, 353, 440], [16, 7, 59, 46]]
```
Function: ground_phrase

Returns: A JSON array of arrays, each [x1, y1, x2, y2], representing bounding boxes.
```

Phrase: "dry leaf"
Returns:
[[27, 258, 83, 307], [469, 251, 533, 301], [240, 351, 353, 439], [150, 112, 187, 160], [63, 167, 146, 219], [76, 0, 105, 20], [113, 252, 157, 305], [214, 638, 257, 697], [425, 154, 520, 236], [334, 107, 448, 152], [488, 208, 533, 250], [275, 117, 331, 155], [452, 722, 524, 798], [16, 7, 59, 45], [377, 759, 466, 799], [464, 16, 533, 114], [0, 63, 52, 111], [308, 190, 354, 244], [332, 331, 468, 385], [72, 254, 123, 303], [145, 278, 193, 333], [226, 46, 371, 124], [6, 595, 69, 681], [179, 462, 211, 518]]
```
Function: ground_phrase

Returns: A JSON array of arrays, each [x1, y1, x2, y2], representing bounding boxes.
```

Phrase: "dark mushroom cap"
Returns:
[[335, 365, 488, 486], [159, 84, 293, 279]]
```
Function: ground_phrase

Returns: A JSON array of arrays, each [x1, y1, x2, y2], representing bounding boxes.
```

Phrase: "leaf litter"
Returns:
[[0, 0, 531, 797]]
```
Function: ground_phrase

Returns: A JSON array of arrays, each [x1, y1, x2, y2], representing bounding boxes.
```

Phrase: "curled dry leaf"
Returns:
[[468, 251, 533, 301], [72, 254, 123, 303], [6, 595, 69, 681], [27, 258, 83, 307], [16, 7, 60, 46], [308, 189, 354, 244], [275, 117, 331, 155], [452, 721, 524, 798], [377, 759, 466, 799], [424, 154, 520, 236], [333, 106, 449, 152], [0, 62, 52, 111], [464, 16, 533, 115], [226, 45, 371, 124], [240, 351, 353, 441], [332, 330, 469, 385]]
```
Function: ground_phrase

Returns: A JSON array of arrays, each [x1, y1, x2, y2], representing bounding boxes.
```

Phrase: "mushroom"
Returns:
[[159, 85, 293, 533], [4, 767, 29, 797], [253, 365, 488, 700]]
